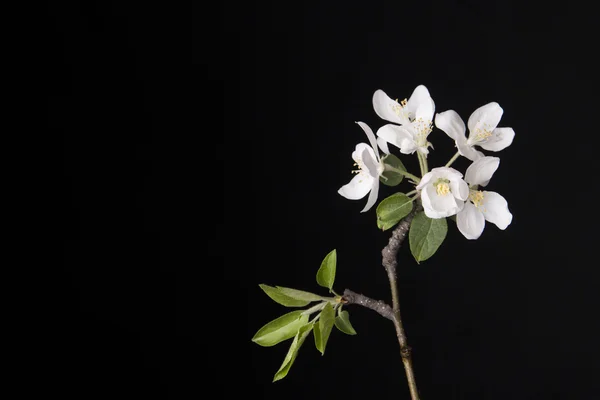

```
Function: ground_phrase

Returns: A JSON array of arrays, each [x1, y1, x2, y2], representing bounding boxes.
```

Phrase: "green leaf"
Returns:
[[275, 286, 324, 302], [314, 303, 335, 355], [252, 311, 309, 347], [273, 323, 314, 382], [334, 310, 357, 335], [259, 284, 311, 307], [379, 153, 406, 186], [409, 211, 448, 263], [313, 319, 321, 349], [376, 193, 413, 231], [316, 249, 336, 292]]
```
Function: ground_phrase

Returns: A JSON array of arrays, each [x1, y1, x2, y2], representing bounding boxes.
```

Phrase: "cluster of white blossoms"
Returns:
[[338, 85, 514, 240]]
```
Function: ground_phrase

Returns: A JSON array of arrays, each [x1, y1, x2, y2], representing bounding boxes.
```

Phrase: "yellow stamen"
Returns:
[[472, 125, 493, 143], [436, 182, 450, 196], [414, 117, 433, 147], [391, 98, 409, 117], [470, 191, 485, 208]]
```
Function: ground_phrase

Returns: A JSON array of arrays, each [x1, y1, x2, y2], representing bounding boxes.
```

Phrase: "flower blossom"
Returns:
[[456, 156, 513, 239], [415, 167, 469, 218], [373, 85, 436, 156], [435, 103, 515, 161], [338, 122, 384, 212]]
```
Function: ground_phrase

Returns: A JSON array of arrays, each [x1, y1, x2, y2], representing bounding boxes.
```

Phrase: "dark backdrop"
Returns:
[[56, 1, 599, 399]]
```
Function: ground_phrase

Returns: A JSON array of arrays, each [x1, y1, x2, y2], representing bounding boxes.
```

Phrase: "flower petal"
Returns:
[[376, 136, 390, 155], [435, 110, 466, 143], [479, 127, 515, 152], [467, 102, 503, 132], [361, 147, 380, 178], [456, 202, 485, 240], [356, 121, 380, 160], [407, 85, 434, 121], [377, 124, 416, 154], [361, 178, 379, 213], [450, 178, 469, 201], [429, 167, 463, 180], [423, 184, 463, 218], [465, 156, 500, 186], [420, 184, 449, 218], [416, 170, 435, 190], [457, 142, 484, 161], [414, 99, 435, 122], [481, 191, 512, 230], [338, 173, 374, 200], [351, 143, 372, 164], [372, 90, 410, 125], [399, 137, 418, 154]]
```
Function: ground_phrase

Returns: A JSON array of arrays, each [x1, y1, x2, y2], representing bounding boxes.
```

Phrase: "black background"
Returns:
[[56, 1, 599, 399]]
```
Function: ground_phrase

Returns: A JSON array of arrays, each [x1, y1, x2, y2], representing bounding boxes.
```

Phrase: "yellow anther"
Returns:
[[472, 124, 493, 143], [470, 191, 485, 208], [436, 182, 450, 196], [391, 98, 409, 117]]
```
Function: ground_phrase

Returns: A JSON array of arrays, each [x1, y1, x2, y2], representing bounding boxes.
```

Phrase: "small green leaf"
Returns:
[[314, 303, 335, 355], [313, 320, 322, 349], [409, 211, 448, 263], [275, 286, 324, 302], [376, 193, 413, 231], [379, 153, 406, 186], [273, 323, 313, 382], [334, 310, 357, 335], [259, 284, 311, 307], [252, 311, 309, 347], [316, 249, 336, 292]]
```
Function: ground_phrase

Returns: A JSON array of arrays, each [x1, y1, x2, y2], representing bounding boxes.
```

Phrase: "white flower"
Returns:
[[456, 156, 513, 240], [373, 85, 436, 156], [416, 167, 469, 218], [338, 122, 384, 213], [435, 103, 515, 161]]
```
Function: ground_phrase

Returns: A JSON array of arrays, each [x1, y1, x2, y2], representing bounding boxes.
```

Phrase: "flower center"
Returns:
[[350, 160, 367, 183], [434, 178, 451, 196], [391, 98, 410, 120], [352, 160, 365, 175], [392, 99, 408, 118], [469, 190, 485, 208], [469, 124, 493, 145], [414, 118, 433, 147]]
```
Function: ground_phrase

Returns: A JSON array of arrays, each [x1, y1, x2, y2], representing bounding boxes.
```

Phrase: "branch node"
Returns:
[[400, 345, 412, 359]]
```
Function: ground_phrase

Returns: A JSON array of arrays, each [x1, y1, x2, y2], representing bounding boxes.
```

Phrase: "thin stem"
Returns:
[[382, 210, 421, 400], [386, 269, 420, 400], [421, 153, 428, 175], [445, 151, 461, 167], [342, 289, 395, 320], [301, 302, 327, 316], [417, 153, 425, 177], [385, 165, 420, 183], [344, 211, 422, 399], [405, 189, 418, 197]]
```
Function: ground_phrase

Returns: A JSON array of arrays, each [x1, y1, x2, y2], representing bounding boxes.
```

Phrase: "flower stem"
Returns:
[[417, 153, 425, 176], [445, 151, 461, 167], [384, 166, 421, 183], [417, 152, 428, 177]]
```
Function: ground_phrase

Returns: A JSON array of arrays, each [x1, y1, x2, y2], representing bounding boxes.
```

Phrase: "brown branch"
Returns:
[[341, 289, 394, 320], [382, 208, 420, 400], [340, 207, 422, 400]]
